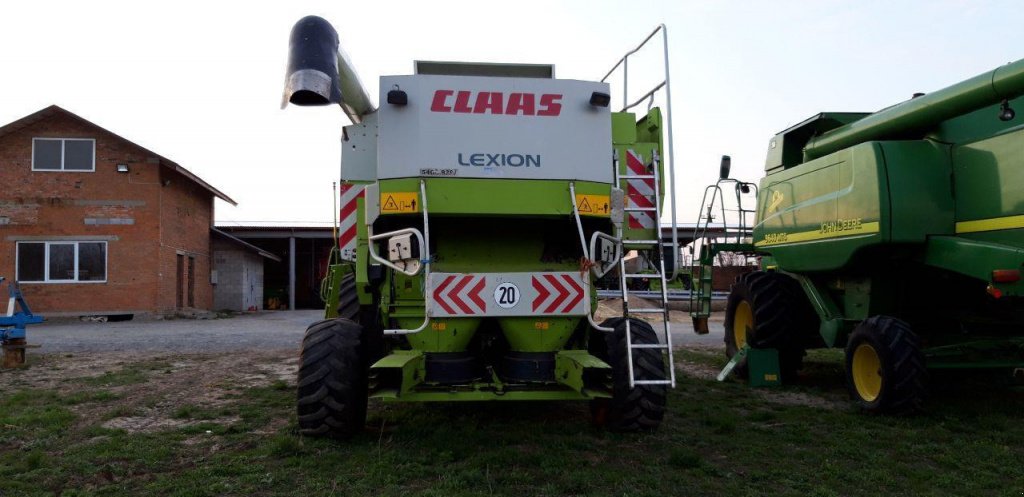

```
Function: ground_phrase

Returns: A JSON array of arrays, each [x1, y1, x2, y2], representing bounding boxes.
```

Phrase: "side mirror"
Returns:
[[719, 155, 732, 179]]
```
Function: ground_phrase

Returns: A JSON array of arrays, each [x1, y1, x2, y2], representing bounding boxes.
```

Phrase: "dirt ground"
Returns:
[[2, 304, 839, 429], [4, 349, 299, 435]]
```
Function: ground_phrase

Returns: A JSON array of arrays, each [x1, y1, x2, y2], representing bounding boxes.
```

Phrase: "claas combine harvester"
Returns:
[[691, 58, 1024, 412], [282, 16, 682, 437]]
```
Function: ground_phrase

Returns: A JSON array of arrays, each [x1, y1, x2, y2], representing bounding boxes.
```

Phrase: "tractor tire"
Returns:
[[844, 316, 927, 414], [336, 273, 359, 321], [723, 271, 813, 382], [297, 318, 368, 438], [589, 317, 667, 432]]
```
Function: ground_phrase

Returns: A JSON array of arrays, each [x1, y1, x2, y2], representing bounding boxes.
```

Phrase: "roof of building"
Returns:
[[0, 105, 236, 205], [210, 228, 282, 261]]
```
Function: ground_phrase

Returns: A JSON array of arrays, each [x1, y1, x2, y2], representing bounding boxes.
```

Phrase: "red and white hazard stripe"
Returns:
[[625, 149, 656, 229], [338, 183, 364, 261], [432, 274, 488, 316], [531, 274, 585, 314]]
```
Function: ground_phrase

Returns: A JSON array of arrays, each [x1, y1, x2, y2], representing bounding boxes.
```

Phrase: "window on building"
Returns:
[[32, 138, 95, 171], [16, 241, 107, 282]]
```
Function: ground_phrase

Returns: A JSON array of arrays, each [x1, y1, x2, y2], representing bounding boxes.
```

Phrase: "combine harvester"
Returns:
[[281, 16, 681, 437], [692, 59, 1024, 412]]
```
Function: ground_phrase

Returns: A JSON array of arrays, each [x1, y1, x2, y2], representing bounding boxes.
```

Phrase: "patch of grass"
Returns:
[[66, 390, 120, 404], [81, 360, 174, 387], [2, 353, 1024, 496], [103, 404, 142, 420], [667, 448, 702, 469]]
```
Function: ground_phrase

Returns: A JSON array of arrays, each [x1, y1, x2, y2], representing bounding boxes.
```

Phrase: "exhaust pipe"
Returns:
[[281, 16, 376, 123]]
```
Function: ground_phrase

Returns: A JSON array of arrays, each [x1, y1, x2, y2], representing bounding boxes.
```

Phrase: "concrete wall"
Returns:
[[212, 240, 264, 311], [0, 111, 216, 314]]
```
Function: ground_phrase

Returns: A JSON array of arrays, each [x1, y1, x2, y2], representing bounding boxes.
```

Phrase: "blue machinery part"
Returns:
[[1, 277, 44, 367]]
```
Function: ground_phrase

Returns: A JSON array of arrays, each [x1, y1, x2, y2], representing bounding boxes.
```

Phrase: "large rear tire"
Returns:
[[723, 271, 814, 382], [297, 318, 368, 438], [844, 315, 927, 413], [589, 318, 668, 431]]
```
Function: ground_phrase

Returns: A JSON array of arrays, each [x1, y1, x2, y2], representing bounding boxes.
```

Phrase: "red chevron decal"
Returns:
[[447, 275, 475, 314], [561, 274, 584, 313], [433, 275, 457, 315], [543, 274, 570, 313], [468, 277, 487, 312], [531, 276, 550, 311]]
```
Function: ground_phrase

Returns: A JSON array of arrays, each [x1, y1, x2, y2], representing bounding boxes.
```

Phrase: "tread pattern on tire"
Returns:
[[723, 271, 814, 381], [296, 318, 367, 438], [336, 274, 359, 321], [594, 317, 668, 432], [845, 315, 927, 414]]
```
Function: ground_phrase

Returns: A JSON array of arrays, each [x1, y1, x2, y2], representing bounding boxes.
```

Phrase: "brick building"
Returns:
[[0, 105, 235, 316]]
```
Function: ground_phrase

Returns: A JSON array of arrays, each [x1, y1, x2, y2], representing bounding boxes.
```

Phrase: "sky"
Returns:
[[1, 1, 1022, 227]]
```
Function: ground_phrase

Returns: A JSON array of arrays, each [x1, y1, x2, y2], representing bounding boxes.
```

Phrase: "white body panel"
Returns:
[[378, 75, 613, 183]]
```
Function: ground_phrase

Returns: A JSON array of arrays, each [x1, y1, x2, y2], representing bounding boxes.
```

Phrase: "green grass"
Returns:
[[1, 352, 1023, 496]]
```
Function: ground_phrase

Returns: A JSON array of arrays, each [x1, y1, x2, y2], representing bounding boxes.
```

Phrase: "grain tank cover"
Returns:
[[376, 73, 613, 183]]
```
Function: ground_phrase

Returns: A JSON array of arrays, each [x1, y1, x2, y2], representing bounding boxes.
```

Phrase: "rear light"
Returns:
[[992, 269, 1021, 283], [986, 284, 1003, 299]]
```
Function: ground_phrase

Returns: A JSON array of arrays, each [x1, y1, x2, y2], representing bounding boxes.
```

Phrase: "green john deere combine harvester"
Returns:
[[282, 17, 681, 437], [692, 58, 1024, 412]]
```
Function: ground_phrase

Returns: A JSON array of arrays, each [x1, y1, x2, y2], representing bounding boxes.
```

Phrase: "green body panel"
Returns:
[[378, 178, 610, 217], [368, 349, 611, 401], [554, 350, 611, 393], [745, 59, 1024, 370], [952, 127, 1024, 235], [370, 350, 425, 395], [501, 317, 579, 352], [754, 143, 886, 272]]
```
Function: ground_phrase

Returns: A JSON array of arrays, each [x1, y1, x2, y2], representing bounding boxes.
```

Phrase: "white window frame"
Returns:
[[15, 241, 108, 283], [31, 137, 96, 172]]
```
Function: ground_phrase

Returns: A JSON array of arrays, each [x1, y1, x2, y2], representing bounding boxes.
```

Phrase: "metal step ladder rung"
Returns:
[[623, 273, 663, 278], [630, 343, 670, 350], [622, 240, 661, 245], [632, 379, 673, 386], [628, 308, 666, 314]]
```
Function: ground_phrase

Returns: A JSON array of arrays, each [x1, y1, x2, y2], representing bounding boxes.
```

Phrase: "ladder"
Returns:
[[614, 150, 676, 388], [689, 176, 758, 332]]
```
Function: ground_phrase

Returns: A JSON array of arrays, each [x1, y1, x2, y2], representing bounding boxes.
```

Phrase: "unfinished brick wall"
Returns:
[[0, 109, 217, 315]]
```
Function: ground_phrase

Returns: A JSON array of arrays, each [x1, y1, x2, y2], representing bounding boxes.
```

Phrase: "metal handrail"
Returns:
[[600, 24, 679, 280]]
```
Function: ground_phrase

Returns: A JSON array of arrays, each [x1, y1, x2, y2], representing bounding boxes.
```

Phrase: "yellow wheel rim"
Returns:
[[852, 343, 883, 402], [732, 300, 753, 349]]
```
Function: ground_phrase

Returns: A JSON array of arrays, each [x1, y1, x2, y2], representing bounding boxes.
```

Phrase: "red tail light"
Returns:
[[992, 269, 1021, 283]]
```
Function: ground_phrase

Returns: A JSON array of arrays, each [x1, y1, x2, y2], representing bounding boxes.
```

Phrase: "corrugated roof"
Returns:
[[0, 105, 236, 205], [211, 228, 282, 261]]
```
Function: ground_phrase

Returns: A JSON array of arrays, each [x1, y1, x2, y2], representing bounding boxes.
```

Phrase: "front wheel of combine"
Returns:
[[844, 315, 927, 414], [590, 318, 668, 432], [723, 271, 812, 381], [297, 318, 368, 438]]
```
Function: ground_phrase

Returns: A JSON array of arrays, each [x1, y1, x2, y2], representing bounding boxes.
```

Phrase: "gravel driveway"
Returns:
[[28, 310, 323, 353], [24, 308, 725, 354]]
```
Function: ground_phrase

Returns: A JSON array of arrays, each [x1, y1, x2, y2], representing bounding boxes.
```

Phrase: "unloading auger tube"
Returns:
[[281, 15, 375, 123], [803, 58, 1024, 161]]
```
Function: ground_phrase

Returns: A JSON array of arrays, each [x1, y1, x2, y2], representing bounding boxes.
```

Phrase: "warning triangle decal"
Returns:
[[579, 198, 592, 213], [383, 195, 399, 211]]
